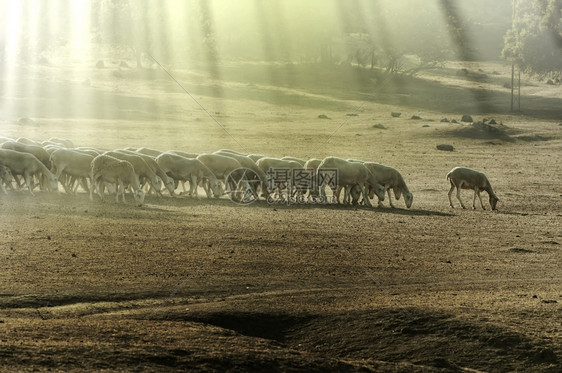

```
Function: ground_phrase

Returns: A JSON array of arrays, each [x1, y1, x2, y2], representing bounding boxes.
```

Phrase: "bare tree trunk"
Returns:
[[518, 69, 521, 111], [510, 62, 515, 111]]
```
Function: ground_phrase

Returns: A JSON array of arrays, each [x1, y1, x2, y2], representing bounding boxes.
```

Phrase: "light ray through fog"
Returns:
[[3, 0, 558, 145], [1, 0, 22, 114]]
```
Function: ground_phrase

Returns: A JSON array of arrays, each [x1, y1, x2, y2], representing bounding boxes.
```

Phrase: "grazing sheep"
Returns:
[[197, 153, 249, 198], [214, 150, 266, 198], [255, 157, 303, 200], [156, 152, 221, 198], [90, 154, 144, 205], [103, 150, 163, 197], [446, 167, 499, 210], [255, 157, 302, 174], [316, 157, 385, 207], [50, 148, 94, 194], [0, 149, 59, 195], [90, 154, 121, 200], [303, 158, 323, 200], [117, 149, 176, 196], [361, 162, 413, 208], [2, 141, 52, 169]]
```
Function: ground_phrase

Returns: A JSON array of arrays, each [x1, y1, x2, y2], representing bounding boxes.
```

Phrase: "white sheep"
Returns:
[[103, 150, 163, 197], [0, 149, 59, 195], [316, 157, 385, 207], [214, 150, 266, 198], [50, 148, 94, 194], [303, 158, 323, 200], [197, 153, 249, 199], [90, 154, 120, 200], [156, 152, 221, 198], [446, 167, 499, 210], [118, 149, 176, 196], [2, 141, 52, 170], [90, 154, 144, 205], [360, 162, 414, 208], [255, 157, 303, 200]]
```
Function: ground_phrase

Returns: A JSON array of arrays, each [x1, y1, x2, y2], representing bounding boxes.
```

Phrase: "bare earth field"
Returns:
[[0, 60, 561, 371]]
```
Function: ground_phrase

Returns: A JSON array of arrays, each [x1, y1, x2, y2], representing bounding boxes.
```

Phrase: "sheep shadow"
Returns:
[[242, 199, 455, 217]]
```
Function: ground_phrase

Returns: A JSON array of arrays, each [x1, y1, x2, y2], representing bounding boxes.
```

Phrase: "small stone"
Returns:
[[461, 114, 473, 122], [436, 144, 454, 152]]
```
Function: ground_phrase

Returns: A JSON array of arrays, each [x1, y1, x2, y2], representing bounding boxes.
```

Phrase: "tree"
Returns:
[[92, 0, 167, 68], [503, 0, 562, 78]]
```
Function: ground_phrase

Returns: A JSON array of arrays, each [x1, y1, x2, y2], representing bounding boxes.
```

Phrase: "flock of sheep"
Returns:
[[0, 135, 499, 210]]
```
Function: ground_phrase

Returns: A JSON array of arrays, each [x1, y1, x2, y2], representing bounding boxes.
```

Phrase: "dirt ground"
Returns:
[[0, 60, 561, 372]]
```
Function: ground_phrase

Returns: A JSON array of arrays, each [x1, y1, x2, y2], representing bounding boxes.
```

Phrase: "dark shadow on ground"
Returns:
[[174, 307, 560, 372]]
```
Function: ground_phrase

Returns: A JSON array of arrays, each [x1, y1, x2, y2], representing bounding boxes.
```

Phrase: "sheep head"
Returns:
[[489, 194, 499, 210], [373, 183, 385, 201], [405, 192, 413, 208], [134, 188, 145, 207]]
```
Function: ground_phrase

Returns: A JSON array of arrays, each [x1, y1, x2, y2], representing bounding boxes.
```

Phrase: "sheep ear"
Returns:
[[393, 186, 401, 200]]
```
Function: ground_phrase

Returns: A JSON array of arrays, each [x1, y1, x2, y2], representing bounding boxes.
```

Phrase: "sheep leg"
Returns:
[[476, 190, 486, 210], [201, 179, 211, 198], [24, 173, 35, 196], [203, 179, 212, 198], [361, 184, 373, 207], [97, 181, 106, 201], [387, 188, 396, 208], [456, 183, 466, 209], [63, 175, 75, 194], [318, 178, 327, 203], [89, 177, 95, 200], [335, 185, 343, 204], [448, 182, 456, 208], [190, 175, 200, 199], [78, 177, 89, 194], [121, 181, 128, 203], [150, 179, 164, 198], [117, 180, 126, 203], [100, 182, 106, 200], [13, 174, 24, 190], [342, 186, 349, 204]]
